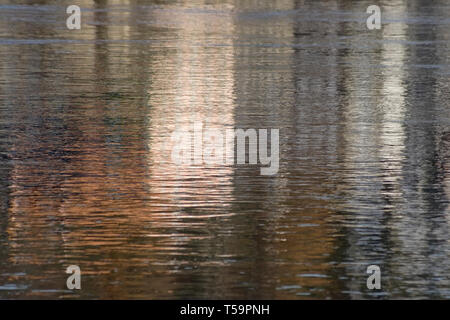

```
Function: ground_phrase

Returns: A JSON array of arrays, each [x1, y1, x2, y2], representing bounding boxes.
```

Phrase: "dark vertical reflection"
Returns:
[[386, 0, 450, 298], [332, 0, 450, 298], [0, 155, 12, 291], [333, 0, 412, 299]]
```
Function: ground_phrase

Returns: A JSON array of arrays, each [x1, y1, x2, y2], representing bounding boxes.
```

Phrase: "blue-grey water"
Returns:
[[0, 0, 449, 299]]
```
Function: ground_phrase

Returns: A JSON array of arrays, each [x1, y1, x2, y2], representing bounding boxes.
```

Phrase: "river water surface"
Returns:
[[0, 0, 450, 299]]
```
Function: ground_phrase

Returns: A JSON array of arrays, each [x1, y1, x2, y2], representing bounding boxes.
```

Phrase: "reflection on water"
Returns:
[[0, 0, 449, 299]]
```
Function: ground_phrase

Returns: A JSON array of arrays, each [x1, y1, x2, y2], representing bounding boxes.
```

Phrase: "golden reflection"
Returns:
[[145, 1, 236, 213]]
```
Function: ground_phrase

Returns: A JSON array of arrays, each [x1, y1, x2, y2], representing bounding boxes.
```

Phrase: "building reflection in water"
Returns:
[[0, 0, 449, 299], [336, 0, 450, 298]]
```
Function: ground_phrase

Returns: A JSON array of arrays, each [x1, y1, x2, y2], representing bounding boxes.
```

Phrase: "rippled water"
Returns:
[[0, 0, 449, 299]]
